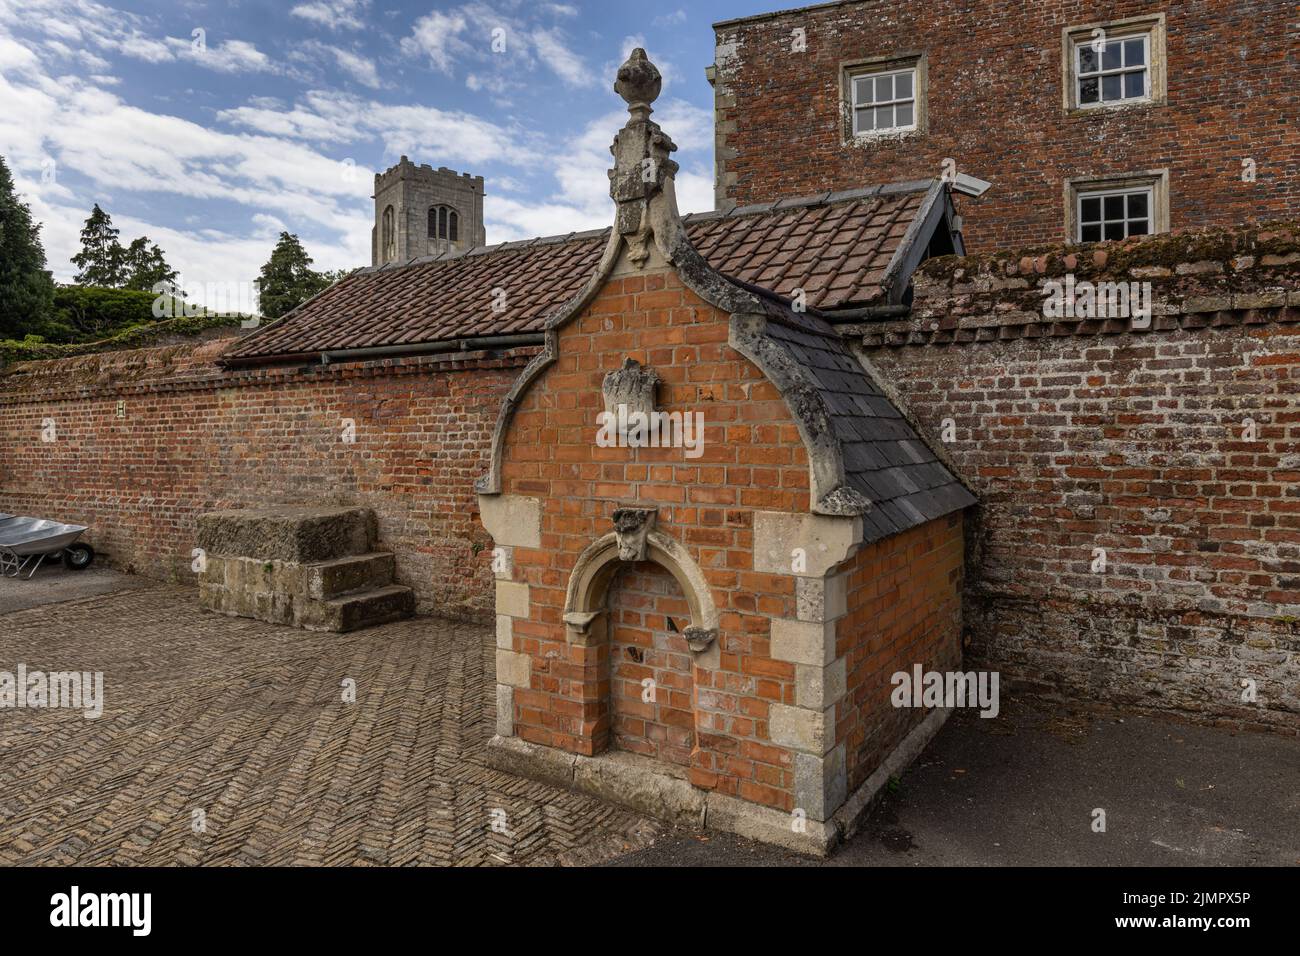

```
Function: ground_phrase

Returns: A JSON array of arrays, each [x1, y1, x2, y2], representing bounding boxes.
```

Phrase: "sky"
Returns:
[[0, 0, 784, 299]]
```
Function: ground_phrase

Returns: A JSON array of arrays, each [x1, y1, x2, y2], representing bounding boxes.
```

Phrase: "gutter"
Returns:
[[821, 304, 910, 323], [220, 333, 545, 369]]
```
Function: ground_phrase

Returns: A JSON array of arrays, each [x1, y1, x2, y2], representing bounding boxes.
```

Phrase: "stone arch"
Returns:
[[562, 530, 718, 658]]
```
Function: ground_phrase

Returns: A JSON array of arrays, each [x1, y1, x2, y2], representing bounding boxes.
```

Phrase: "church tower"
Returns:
[[371, 157, 486, 266]]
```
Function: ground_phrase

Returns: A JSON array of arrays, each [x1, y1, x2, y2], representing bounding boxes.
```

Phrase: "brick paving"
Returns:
[[0, 585, 657, 866]]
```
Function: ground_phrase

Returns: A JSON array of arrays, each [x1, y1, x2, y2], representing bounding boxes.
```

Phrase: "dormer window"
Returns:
[[428, 205, 460, 242]]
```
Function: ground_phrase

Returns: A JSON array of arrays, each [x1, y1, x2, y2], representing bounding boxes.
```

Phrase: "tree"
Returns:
[[256, 232, 330, 319], [71, 203, 126, 287], [121, 236, 178, 292], [0, 155, 56, 338]]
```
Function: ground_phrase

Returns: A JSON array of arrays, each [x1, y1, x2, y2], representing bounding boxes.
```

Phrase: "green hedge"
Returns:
[[47, 285, 175, 343]]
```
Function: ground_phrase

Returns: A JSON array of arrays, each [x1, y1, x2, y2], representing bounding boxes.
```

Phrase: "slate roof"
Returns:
[[222, 181, 937, 364], [759, 303, 976, 541]]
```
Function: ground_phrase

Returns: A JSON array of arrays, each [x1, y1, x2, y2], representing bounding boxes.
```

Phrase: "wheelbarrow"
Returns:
[[0, 514, 95, 579]]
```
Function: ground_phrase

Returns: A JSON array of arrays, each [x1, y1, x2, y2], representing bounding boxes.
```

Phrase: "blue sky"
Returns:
[[0, 0, 783, 296]]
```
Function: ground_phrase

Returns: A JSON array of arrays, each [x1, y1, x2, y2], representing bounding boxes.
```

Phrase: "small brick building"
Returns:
[[469, 51, 973, 851]]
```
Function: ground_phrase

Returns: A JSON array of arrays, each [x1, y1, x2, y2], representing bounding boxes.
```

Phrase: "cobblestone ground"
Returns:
[[0, 585, 657, 866]]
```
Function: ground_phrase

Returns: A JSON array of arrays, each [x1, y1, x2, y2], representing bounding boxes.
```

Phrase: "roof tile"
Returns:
[[225, 182, 936, 361]]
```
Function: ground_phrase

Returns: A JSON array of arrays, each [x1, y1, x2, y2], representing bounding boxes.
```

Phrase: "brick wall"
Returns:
[[500, 269, 809, 810], [859, 224, 1300, 730], [5, 221, 1296, 737], [712, 0, 1299, 251], [0, 339, 530, 619], [609, 562, 697, 767], [837, 514, 965, 792]]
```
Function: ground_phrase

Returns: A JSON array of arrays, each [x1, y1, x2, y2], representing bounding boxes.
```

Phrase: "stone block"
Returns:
[[753, 511, 859, 577], [794, 744, 847, 822], [795, 658, 846, 709], [796, 575, 848, 622], [769, 702, 832, 755], [770, 617, 834, 666], [496, 684, 515, 737], [496, 649, 531, 688], [478, 494, 541, 549], [495, 580, 530, 618], [197, 506, 377, 562]]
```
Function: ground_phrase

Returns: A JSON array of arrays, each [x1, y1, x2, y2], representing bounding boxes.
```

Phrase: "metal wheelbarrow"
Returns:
[[0, 514, 96, 579]]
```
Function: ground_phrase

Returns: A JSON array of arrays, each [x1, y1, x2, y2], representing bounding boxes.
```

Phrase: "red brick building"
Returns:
[[710, 0, 1300, 252]]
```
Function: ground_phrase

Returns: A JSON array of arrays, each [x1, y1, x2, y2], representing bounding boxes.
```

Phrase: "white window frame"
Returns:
[[1074, 33, 1150, 108], [1064, 170, 1170, 244], [1061, 15, 1166, 113], [850, 66, 918, 136], [1076, 186, 1154, 243]]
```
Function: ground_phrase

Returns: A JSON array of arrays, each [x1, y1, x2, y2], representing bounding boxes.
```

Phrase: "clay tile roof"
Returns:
[[223, 180, 939, 363]]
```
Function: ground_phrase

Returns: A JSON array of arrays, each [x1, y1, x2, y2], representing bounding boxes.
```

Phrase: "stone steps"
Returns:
[[197, 507, 415, 633], [306, 552, 397, 600], [303, 584, 417, 633]]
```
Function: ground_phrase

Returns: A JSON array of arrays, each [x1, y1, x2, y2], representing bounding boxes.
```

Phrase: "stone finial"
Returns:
[[608, 49, 681, 269], [614, 48, 662, 117]]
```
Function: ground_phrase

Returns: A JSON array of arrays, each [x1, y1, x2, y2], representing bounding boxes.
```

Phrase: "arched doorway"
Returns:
[[607, 560, 695, 767], [562, 526, 720, 761]]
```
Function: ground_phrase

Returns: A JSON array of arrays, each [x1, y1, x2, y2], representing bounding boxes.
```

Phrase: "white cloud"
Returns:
[[216, 90, 527, 167], [164, 37, 278, 75], [653, 10, 688, 27], [400, 9, 470, 75], [531, 27, 594, 88], [401, 3, 594, 90], [291, 0, 369, 32], [0, 34, 39, 73], [293, 40, 380, 88], [0, 1, 276, 76], [115, 30, 172, 61]]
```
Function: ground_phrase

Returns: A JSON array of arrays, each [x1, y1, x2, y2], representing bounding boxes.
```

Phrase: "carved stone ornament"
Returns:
[[608, 48, 680, 269], [683, 626, 718, 653], [611, 508, 656, 562], [602, 357, 660, 429]]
